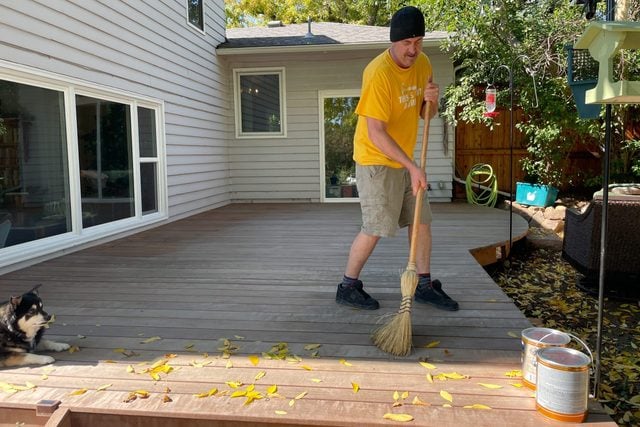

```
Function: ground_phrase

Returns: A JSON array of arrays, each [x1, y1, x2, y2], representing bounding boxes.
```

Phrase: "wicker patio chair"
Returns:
[[562, 184, 640, 298]]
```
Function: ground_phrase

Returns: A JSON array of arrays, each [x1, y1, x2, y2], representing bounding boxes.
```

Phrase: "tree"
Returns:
[[224, 0, 405, 27]]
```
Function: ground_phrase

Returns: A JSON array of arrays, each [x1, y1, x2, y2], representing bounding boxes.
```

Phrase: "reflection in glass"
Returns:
[[76, 95, 134, 228], [240, 74, 281, 133], [0, 80, 70, 248], [324, 96, 359, 199]]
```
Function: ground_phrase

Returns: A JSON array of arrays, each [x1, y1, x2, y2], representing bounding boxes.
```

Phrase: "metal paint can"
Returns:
[[535, 347, 591, 423], [521, 327, 570, 389]]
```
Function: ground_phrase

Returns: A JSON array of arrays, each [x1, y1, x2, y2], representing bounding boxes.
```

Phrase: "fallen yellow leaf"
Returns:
[[510, 383, 524, 388], [311, 378, 322, 383], [140, 336, 162, 344], [231, 390, 247, 398], [301, 365, 313, 371], [424, 340, 440, 348], [464, 404, 492, 409], [225, 360, 233, 369], [294, 391, 307, 400], [426, 373, 433, 383], [226, 381, 242, 389], [69, 388, 88, 396], [248, 355, 260, 366], [255, 371, 266, 381], [412, 395, 430, 406], [126, 365, 135, 373], [419, 361, 437, 370], [440, 390, 453, 403], [339, 359, 352, 366], [393, 390, 400, 401], [96, 384, 112, 391], [383, 413, 414, 422], [193, 388, 217, 398], [352, 382, 360, 393], [504, 370, 522, 378], [267, 385, 278, 395], [478, 383, 503, 389], [275, 410, 287, 415], [162, 394, 173, 403]]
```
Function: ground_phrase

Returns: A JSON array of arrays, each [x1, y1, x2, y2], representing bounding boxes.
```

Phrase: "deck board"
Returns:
[[0, 203, 615, 426]]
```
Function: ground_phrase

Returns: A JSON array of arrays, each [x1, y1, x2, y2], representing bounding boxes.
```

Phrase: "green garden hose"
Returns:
[[466, 163, 498, 207]]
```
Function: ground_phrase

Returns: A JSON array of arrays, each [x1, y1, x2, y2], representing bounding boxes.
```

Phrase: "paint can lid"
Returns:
[[521, 327, 571, 345], [537, 347, 591, 368]]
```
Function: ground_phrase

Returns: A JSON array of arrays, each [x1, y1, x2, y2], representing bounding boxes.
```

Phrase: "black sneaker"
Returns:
[[414, 279, 459, 311], [336, 281, 380, 310]]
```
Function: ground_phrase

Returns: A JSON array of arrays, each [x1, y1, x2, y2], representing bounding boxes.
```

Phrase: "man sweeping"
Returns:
[[335, 6, 459, 312]]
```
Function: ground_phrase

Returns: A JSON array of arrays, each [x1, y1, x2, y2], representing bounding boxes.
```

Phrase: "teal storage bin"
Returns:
[[515, 182, 559, 207]]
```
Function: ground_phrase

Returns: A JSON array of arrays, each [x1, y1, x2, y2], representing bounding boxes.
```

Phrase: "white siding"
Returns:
[[220, 48, 454, 203], [0, 0, 230, 219]]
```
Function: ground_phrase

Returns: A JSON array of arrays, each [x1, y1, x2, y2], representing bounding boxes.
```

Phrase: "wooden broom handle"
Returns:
[[408, 101, 432, 266]]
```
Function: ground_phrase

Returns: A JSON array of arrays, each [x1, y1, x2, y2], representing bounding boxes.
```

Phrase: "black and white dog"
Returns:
[[0, 285, 69, 367]]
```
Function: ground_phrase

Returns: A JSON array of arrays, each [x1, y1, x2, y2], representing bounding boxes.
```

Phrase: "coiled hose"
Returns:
[[466, 163, 498, 207]]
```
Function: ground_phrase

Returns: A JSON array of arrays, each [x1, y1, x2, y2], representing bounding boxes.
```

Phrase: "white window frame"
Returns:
[[186, 0, 205, 34], [0, 60, 167, 270], [233, 67, 287, 139]]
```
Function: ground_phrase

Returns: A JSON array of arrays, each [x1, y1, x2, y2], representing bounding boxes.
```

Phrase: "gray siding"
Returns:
[[220, 48, 454, 203], [0, 0, 230, 219]]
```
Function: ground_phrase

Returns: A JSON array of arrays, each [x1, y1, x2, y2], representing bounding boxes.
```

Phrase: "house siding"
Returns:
[[0, 0, 230, 219], [220, 48, 454, 203]]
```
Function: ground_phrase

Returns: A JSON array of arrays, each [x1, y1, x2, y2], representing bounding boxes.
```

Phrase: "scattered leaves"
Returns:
[[140, 336, 162, 344]]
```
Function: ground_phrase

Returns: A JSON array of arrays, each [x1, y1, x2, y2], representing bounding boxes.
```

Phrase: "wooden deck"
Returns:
[[0, 202, 615, 426]]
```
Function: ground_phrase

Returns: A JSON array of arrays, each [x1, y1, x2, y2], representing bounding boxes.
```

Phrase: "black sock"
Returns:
[[342, 275, 358, 287], [418, 273, 431, 288]]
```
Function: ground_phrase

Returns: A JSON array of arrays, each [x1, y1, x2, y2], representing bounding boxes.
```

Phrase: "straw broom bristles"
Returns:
[[371, 102, 432, 356], [371, 263, 418, 356]]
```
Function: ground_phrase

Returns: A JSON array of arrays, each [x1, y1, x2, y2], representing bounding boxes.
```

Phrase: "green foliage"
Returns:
[[324, 97, 359, 183], [425, 0, 603, 186], [225, 0, 406, 27]]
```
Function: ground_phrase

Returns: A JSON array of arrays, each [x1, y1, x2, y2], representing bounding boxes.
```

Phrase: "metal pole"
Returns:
[[593, 0, 616, 400]]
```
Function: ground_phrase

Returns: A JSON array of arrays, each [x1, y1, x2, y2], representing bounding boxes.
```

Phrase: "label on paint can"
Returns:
[[521, 327, 571, 388], [536, 347, 591, 422]]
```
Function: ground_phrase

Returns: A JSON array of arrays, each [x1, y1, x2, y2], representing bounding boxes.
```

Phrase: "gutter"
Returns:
[[216, 39, 444, 56]]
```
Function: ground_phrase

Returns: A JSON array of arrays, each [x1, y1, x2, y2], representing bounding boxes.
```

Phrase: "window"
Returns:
[[0, 80, 70, 247], [0, 69, 165, 254], [187, 0, 204, 32], [76, 95, 134, 228], [233, 68, 286, 138]]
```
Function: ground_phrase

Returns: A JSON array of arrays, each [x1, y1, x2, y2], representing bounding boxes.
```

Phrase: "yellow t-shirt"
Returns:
[[353, 50, 432, 168]]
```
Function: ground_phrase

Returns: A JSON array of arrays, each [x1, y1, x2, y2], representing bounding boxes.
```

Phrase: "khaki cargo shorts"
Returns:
[[356, 164, 432, 238]]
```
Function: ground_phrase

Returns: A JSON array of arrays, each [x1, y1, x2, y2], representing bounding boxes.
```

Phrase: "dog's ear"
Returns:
[[10, 296, 22, 307], [28, 284, 42, 295]]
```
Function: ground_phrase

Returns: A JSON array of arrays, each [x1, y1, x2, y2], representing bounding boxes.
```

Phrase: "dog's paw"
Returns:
[[38, 339, 70, 352], [23, 353, 55, 365]]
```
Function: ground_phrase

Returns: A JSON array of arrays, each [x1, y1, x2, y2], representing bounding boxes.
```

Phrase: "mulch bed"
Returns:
[[487, 239, 640, 426]]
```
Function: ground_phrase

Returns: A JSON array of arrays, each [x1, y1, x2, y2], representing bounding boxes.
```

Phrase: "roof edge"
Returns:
[[216, 39, 444, 56]]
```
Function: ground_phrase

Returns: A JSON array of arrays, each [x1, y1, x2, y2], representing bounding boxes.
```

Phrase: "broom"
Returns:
[[372, 102, 432, 356]]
